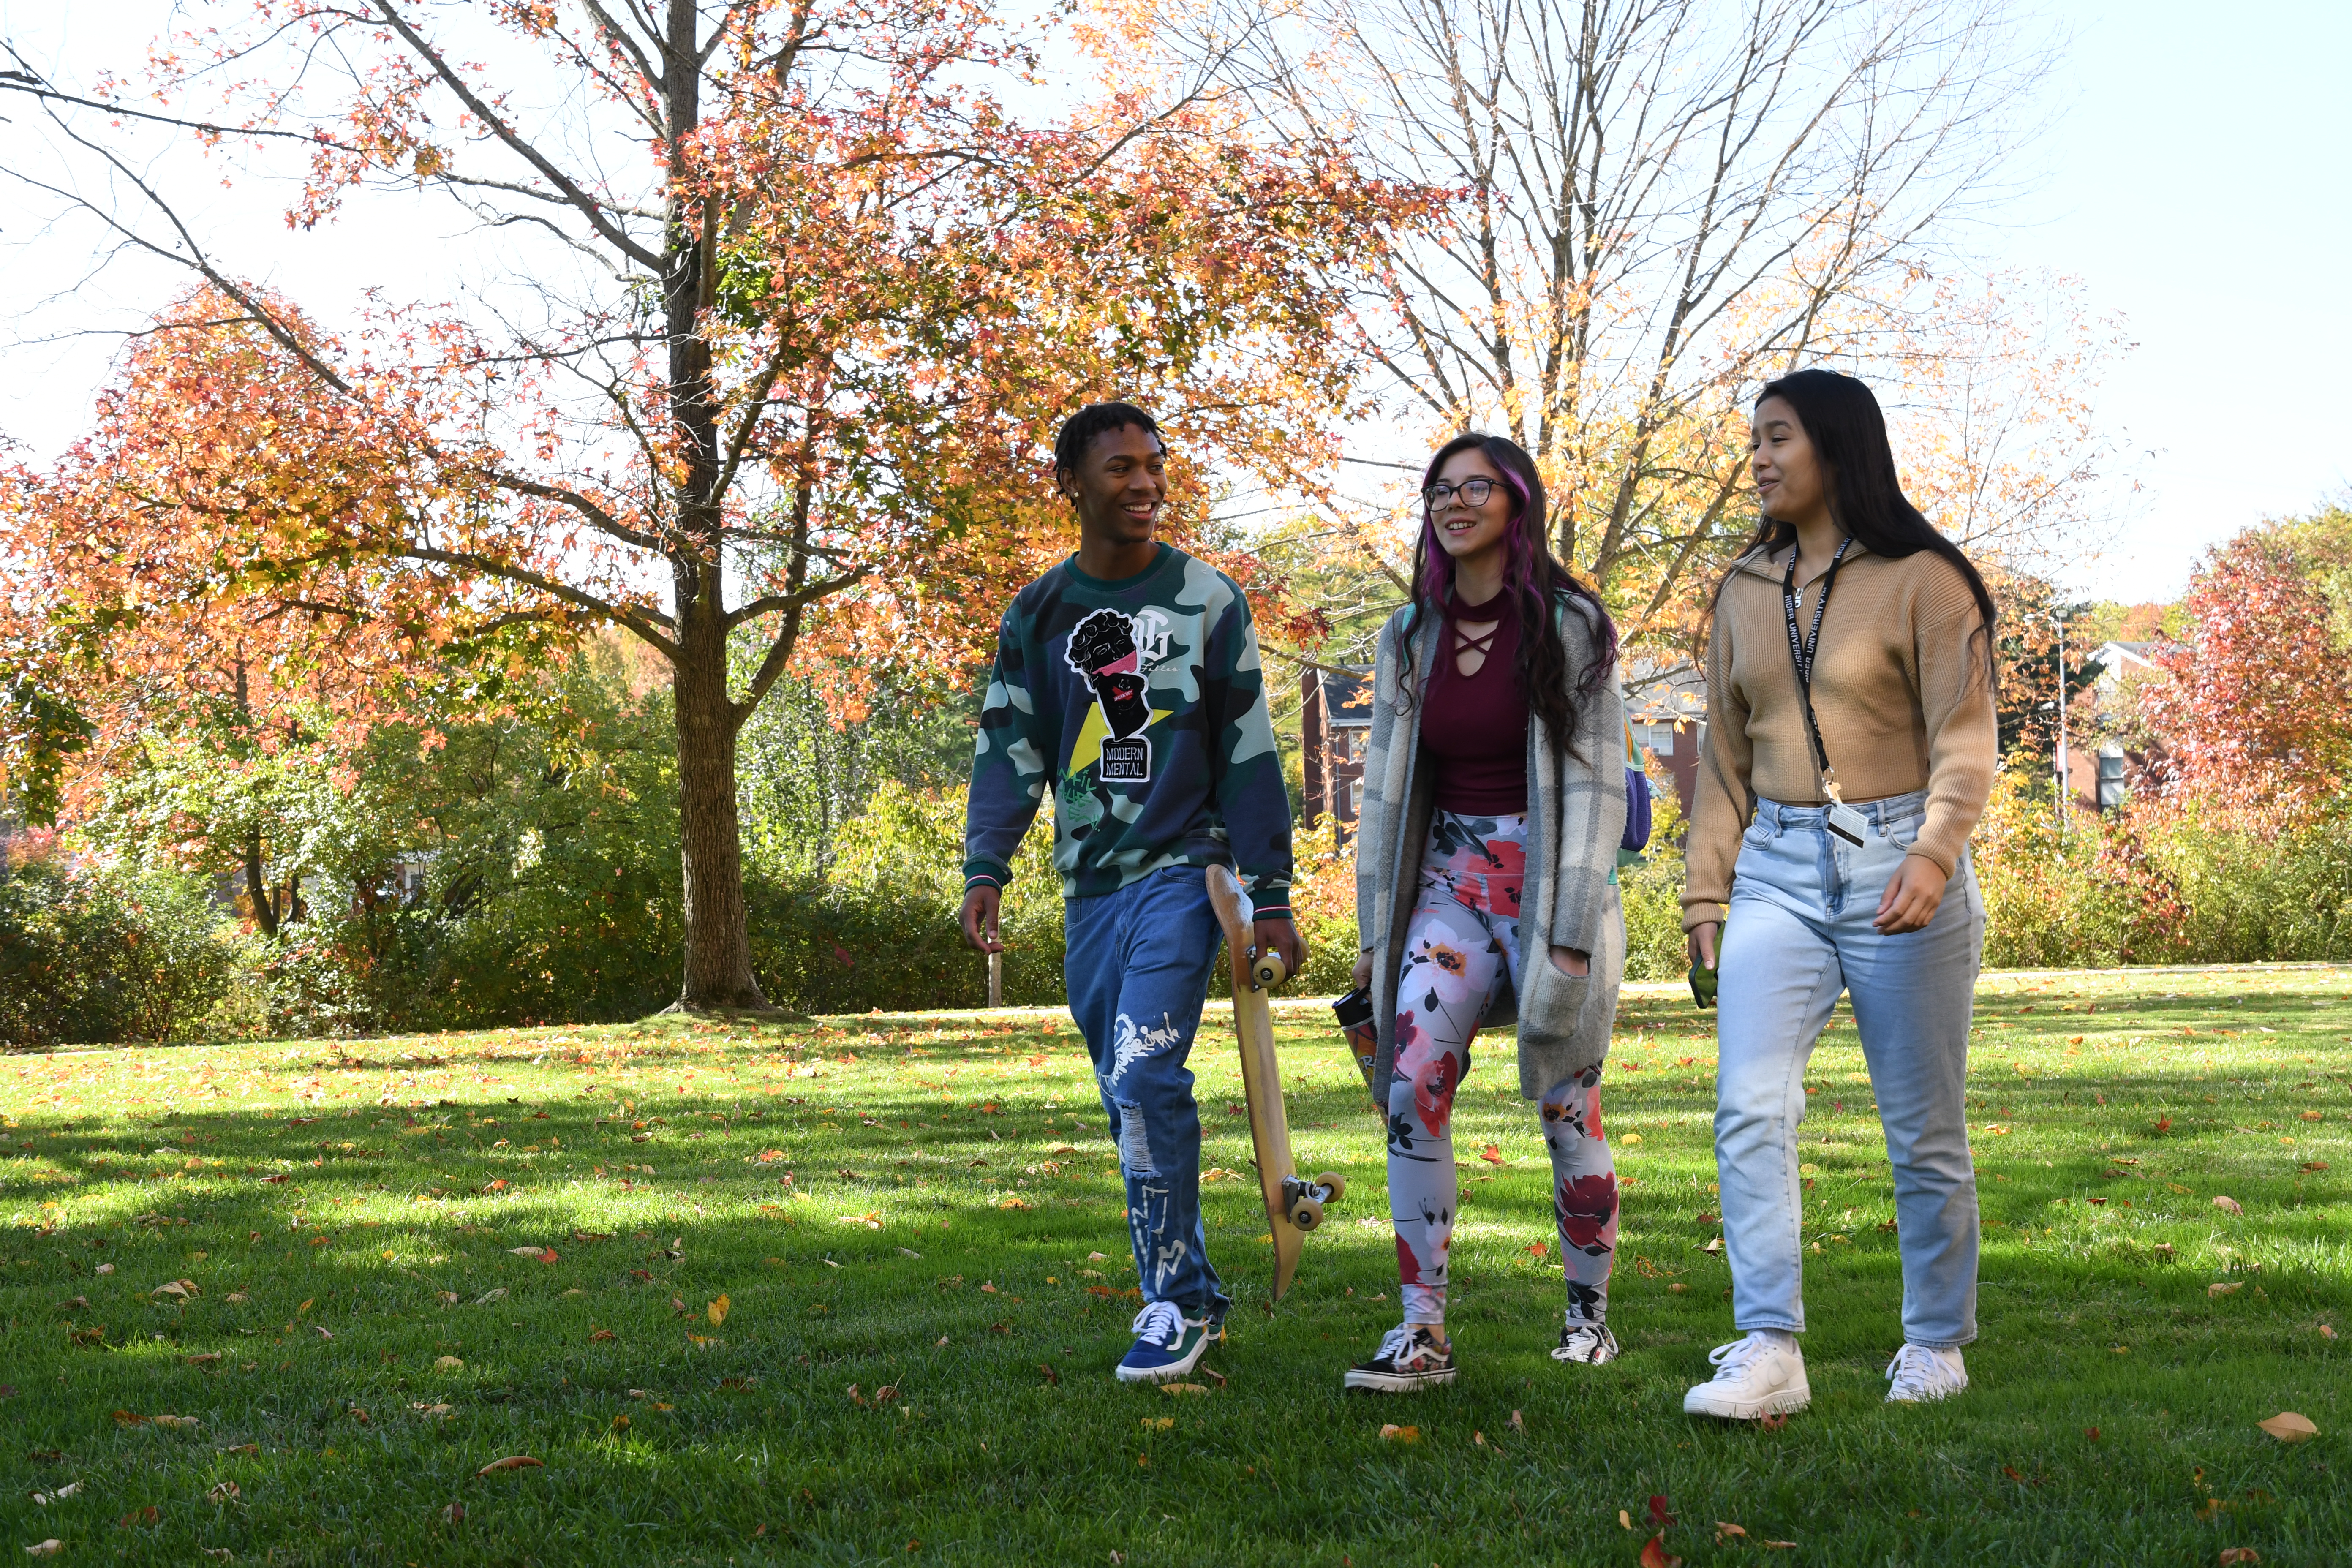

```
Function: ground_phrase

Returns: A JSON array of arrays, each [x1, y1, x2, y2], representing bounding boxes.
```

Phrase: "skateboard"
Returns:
[[1203, 864, 1345, 1301]]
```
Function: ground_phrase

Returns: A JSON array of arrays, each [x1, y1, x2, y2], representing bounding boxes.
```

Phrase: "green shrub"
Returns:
[[1974, 773, 2352, 968], [1620, 788, 1691, 981], [0, 839, 242, 1046], [747, 781, 1062, 1013]]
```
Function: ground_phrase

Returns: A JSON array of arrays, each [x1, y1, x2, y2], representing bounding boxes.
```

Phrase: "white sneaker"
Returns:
[[1884, 1343, 1968, 1403], [1682, 1332, 1810, 1420], [1552, 1320, 1621, 1364]]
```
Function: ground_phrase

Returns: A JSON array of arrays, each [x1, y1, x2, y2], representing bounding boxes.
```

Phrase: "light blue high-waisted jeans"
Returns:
[[1714, 788, 1985, 1349]]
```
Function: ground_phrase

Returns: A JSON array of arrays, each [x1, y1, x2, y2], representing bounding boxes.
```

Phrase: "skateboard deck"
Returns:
[[1203, 865, 1343, 1302]]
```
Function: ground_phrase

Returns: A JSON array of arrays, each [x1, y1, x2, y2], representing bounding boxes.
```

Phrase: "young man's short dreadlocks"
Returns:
[[1054, 402, 1163, 487]]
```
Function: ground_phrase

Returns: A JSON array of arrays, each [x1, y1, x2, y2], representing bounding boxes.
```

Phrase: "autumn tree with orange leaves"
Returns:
[[0, 3, 1425, 1008]]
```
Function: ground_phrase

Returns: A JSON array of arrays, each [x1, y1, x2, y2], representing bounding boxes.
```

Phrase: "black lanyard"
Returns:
[[1781, 537, 1853, 799]]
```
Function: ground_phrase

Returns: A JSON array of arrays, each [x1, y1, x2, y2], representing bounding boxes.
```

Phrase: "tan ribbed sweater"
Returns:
[[1682, 542, 1998, 932]]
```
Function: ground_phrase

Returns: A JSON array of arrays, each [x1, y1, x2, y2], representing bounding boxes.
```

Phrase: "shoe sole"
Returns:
[[1114, 1329, 1219, 1385], [1343, 1367, 1456, 1393], [1682, 1383, 1810, 1420], [1885, 1380, 1966, 1404], [1551, 1348, 1620, 1365]]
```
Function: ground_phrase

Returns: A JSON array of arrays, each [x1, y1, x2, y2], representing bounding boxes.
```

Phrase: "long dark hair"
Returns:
[[1737, 368, 1998, 676], [1399, 433, 1617, 754]]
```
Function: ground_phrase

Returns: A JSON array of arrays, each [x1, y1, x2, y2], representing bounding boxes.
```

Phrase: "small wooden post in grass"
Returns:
[[988, 949, 1002, 1009]]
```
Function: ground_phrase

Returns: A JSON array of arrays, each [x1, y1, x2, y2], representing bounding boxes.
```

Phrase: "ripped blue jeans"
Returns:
[[1064, 864, 1230, 1319]]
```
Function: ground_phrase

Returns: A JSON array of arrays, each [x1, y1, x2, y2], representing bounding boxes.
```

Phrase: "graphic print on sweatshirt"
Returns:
[[961, 544, 1293, 910], [1064, 607, 1176, 784]]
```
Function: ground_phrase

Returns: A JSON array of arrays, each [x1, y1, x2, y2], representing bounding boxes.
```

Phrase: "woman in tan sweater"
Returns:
[[1679, 368, 1998, 1421]]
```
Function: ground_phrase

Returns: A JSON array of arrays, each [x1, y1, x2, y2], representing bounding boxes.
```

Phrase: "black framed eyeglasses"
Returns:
[[1422, 478, 1494, 510]]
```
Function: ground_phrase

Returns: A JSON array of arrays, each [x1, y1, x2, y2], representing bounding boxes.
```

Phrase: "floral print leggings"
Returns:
[[1388, 810, 1618, 1327]]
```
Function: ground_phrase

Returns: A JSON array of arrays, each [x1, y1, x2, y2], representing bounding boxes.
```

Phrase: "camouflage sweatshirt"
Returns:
[[962, 544, 1293, 914]]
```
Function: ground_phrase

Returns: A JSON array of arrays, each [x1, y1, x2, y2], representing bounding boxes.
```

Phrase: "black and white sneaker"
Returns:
[[1344, 1323, 1456, 1393], [1552, 1319, 1620, 1364]]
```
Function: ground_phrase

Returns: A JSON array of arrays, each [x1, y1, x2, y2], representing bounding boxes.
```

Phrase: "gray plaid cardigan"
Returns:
[[1353, 596, 1628, 1104]]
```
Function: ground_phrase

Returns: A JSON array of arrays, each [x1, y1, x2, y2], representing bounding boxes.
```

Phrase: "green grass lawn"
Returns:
[[3, 965, 2348, 1566]]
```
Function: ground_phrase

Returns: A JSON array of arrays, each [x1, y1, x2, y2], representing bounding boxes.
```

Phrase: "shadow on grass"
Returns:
[[0, 987, 2347, 1564]]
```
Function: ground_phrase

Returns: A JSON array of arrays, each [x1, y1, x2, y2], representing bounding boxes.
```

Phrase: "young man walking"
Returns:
[[960, 402, 1304, 1384]]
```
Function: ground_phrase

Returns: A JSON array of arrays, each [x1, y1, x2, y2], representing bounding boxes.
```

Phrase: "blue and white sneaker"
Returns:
[[1115, 1299, 1220, 1384]]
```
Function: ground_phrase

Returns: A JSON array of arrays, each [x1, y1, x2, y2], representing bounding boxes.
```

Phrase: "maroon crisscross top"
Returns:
[[1423, 590, 1530, 814]]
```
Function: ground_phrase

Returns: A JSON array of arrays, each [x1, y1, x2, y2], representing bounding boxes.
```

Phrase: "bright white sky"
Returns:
[[3, 0, 2347, 606]]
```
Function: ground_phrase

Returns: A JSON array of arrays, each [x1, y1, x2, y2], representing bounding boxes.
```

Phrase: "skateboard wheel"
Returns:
[[1314, 1172, 1347, 1206], [1288, 1197, 1323, 1232], [1250, 952, 1287, 990]]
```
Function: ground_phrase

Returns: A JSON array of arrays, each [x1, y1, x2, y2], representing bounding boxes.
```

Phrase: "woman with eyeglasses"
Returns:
[[1341, 433, 1629, 1393]]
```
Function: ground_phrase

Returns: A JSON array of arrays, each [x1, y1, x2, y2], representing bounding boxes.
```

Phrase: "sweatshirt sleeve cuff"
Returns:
[[1680, 899, 1728, 933], [1247, 878, 1293, 920], [962, 862, 1008, 893], [1905, 828, 1962, 879]]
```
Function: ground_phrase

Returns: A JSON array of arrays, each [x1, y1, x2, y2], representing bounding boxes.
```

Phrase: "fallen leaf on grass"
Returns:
[[1702, 1237, 1724, 1254], [117, 1505, 162, 1528], [434, 1356, 464, 1372], [474, 1456, 544, 1476], [2219, 1551, 2261, 1565], [1649, 1495, 1675, 1526], [1140, 1416, 1173, 1431], [508, 1247, 559, 1264], [1762, 1543, 1797, 1552], [707, 1295, 731, 1328], [185, 1352, 222, 1366], [201, 1551, 231, 1563], [25, 1543, 62, 1559], [2210, 1282, 2244, 1298], [2256, 1413, 2318, 1443], [208, 1481, 240, 1504], [1198, 1367, 1226, 1388], [152, 1279, 199, 1300], [55, 1296, 87, 1312], [1377, 1424, 1419, 1442], [588, 1328, 616, 1342], [30, 1483, 81, 1506], [1639, 1535, 1681, 1568], [440, 1502, 466, 1527], [2213, 1195, 2244, 1215], [1715, 1522, 1746, 1538], [472, 1289, 506, 1305], [1479, 1145, 1504, 1165], [1758, 1412, 1788, 1432], [1508, 1410, 1523, 1432], [1039, 1364, 1061, 1385], [412, 1403, 454, 1420], [1160, 1383, 1209, 1396]]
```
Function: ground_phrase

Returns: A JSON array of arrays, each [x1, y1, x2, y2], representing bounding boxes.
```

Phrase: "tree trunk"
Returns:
[[243, 825, 278, 939], [655, 4, 766, 1012], [672, 566, 768, 1010]]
